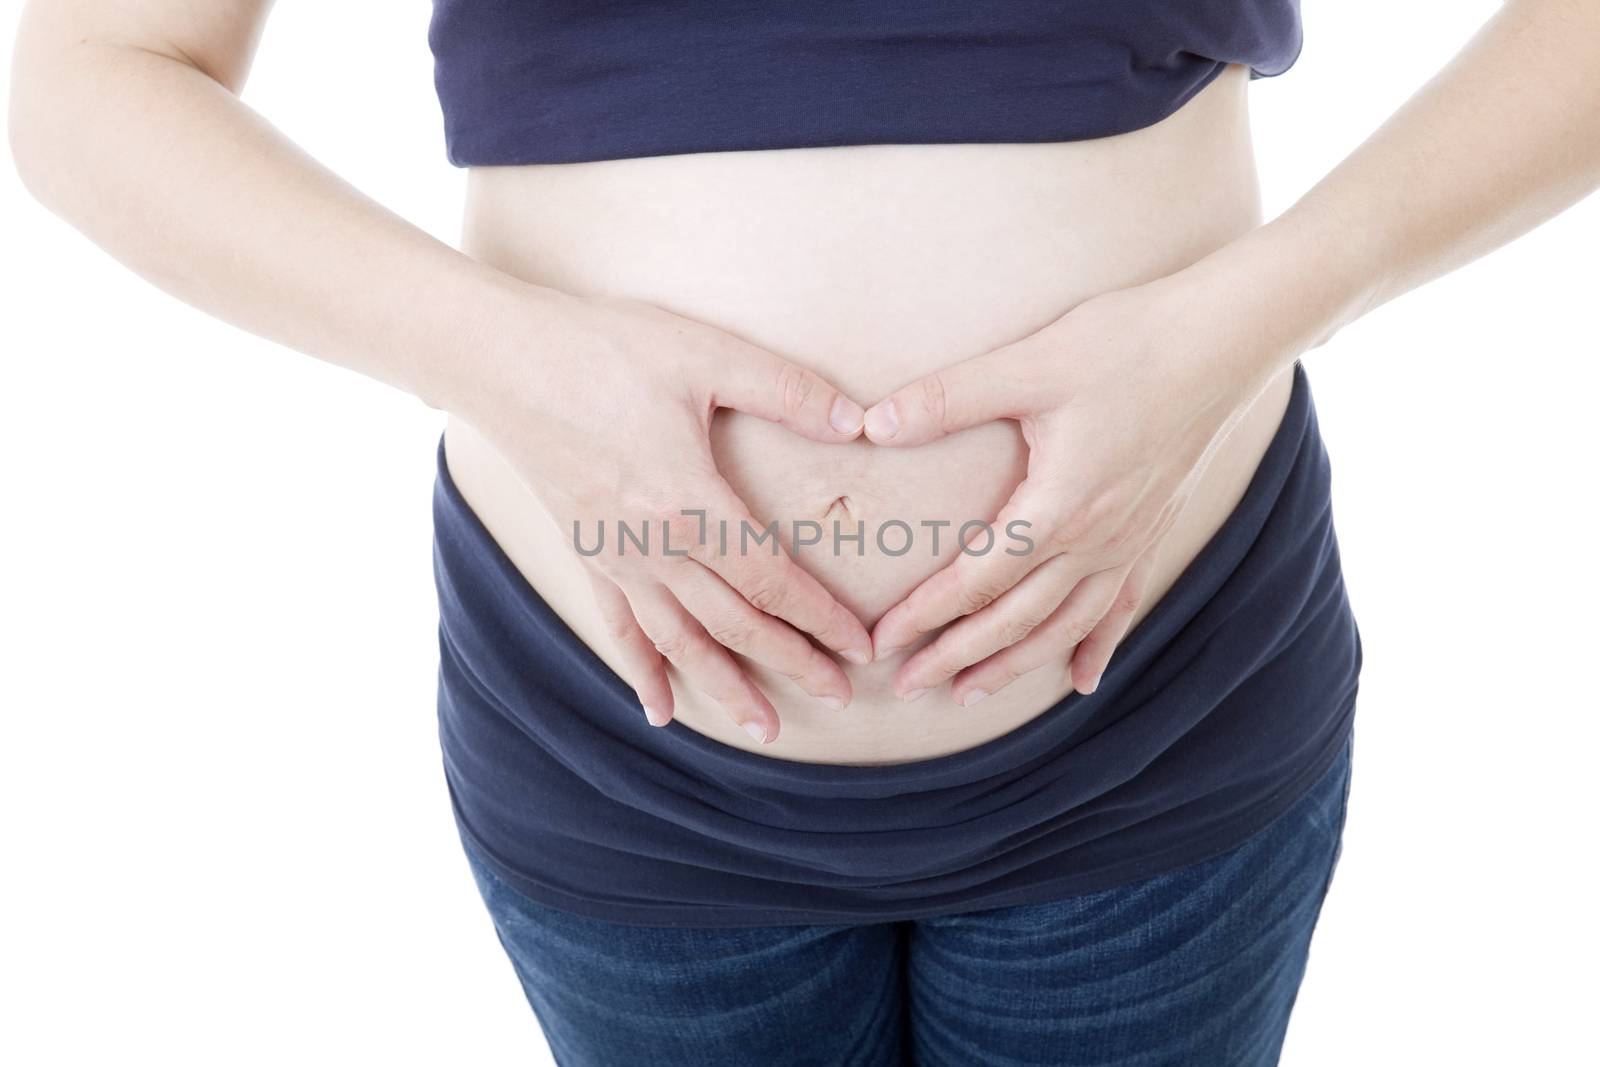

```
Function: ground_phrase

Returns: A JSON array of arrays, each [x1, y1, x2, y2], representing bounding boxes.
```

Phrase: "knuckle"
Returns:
[[954, 582, 998, 617], [704, 616, 757, 651], [926, 635, 964, 678], [1058, 615, 1097, 647], [995, 614, 1038, 649], [773, 664, 808, 685], [649, 631, 692, 662], [741, 571, 793, 615], [890, 620, 931, 650], [779, 652, 824, 686], [916, 374, 951, 431], [775, 362, 818, 417]]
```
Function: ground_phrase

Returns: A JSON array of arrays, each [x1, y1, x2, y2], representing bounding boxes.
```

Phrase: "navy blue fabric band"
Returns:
[[432, 360, 1361, 927], [427, 1, 1303, 166]]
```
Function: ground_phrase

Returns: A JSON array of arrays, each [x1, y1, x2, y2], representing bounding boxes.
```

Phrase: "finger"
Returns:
[[949, 566, 1129, 707], [627, 583, 781, 744], [861, 344, 1044, 447], [872, 480, 1058, 658], [586, 569, 674, 726], [665, 563, 853, 710], [686, 481, 874, 665], [1069, 547, 1158, 696], [710, 346, 866, 443], [893, 555, 1080, 698]]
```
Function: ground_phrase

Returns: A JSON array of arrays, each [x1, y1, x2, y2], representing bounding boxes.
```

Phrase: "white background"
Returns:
[[3, 2, 1596, 1064]]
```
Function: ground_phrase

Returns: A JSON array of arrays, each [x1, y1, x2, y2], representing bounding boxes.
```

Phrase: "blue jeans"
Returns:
[[463, 735, 1352, 1067]]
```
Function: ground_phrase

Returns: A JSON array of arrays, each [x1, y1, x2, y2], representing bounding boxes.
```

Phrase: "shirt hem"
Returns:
[[452, 706, 1357, 929]]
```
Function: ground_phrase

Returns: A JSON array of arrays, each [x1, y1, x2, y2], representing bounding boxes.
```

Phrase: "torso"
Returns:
[[442, 64, 1295, 765]]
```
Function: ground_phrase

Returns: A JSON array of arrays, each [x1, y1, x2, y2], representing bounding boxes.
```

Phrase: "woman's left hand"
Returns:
[[863, 266, 1286, 705]]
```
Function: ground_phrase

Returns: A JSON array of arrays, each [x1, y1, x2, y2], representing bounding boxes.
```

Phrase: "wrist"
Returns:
[[420, 268, 590, 429], [1174, 200, 1387, 387]]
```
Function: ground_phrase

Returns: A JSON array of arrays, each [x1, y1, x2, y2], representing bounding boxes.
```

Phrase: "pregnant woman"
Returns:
[[12, 1, 1600, 1064]]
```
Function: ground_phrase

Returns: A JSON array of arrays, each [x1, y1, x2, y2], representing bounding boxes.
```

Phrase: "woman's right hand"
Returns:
[[457, 289, 875, 743]]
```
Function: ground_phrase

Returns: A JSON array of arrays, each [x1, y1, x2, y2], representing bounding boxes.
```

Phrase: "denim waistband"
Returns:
[[432, 359, 1361, 926]]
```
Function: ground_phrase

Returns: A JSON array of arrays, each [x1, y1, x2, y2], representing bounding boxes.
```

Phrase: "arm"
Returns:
[[9, 0, 875, 739], [8, 0, 507, 411], [859, 0, 1600, 703], [1205, 0, 1600, 394]]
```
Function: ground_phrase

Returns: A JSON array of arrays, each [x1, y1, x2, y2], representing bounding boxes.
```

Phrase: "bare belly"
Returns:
[[441, 65, 1294, 765]]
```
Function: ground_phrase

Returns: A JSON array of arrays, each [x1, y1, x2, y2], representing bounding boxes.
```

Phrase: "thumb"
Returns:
[[863, 348, 1041, 447], [710, 347, 866, 444]]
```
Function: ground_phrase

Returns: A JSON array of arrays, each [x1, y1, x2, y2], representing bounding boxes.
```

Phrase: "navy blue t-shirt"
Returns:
[[428, 0, 1303, 165]]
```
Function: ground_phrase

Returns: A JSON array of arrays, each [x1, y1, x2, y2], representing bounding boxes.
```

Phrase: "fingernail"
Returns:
[[830, 396, 865, 435], [842, 647, 872, 666], [743, 720, 769, 743], [822, 694, 845, 711], [642, 705, 670, 727], [874, 639, 903, 659], [900, 687, 929, 703], [864, 400, 900, 441], [960, 689, 989, 707], [1080, 675, 1101, 695]]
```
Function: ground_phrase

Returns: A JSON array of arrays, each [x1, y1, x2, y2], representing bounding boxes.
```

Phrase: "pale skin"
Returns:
[[868, 0, 1600, 706], [11, 1, 1600, 740]]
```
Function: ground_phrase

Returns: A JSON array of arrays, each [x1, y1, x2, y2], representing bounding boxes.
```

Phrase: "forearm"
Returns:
[[1202, 0, 1600, 383], [8, 31, 574, 414]]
